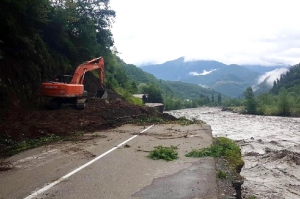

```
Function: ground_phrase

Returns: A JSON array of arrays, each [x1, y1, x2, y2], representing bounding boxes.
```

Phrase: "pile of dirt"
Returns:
[[0, 95, 175, 157]]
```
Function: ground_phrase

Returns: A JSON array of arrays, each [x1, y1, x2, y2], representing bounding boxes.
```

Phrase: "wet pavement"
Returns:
[[0, 124, 217, 199]]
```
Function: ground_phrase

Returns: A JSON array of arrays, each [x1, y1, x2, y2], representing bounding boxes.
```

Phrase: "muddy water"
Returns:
[[166, 107, 300, 199]]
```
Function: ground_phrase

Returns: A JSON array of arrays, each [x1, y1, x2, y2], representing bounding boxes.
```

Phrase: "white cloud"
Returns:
[[109, 0, 300, 66], [258, 68, 289, 86], [189, 69, 218, 76]]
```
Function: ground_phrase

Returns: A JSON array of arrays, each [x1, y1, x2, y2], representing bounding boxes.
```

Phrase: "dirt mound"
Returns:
[[0, 96, 174, 157]]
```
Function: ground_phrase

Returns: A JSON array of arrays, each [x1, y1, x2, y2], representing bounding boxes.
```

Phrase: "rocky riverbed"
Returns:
[[166, 107, 300, 199]]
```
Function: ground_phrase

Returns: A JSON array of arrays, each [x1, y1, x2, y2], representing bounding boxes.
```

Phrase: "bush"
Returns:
[[186, 137, 244, 173], [148, 145, 178, 161]]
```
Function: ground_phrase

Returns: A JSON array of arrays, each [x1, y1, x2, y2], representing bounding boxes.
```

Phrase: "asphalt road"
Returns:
[[0, 124, 217, 199]]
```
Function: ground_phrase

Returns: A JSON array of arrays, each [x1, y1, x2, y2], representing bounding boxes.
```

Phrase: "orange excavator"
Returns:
[[40, 57, 107, 109]]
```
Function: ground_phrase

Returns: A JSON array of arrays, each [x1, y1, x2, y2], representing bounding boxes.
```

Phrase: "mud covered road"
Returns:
[[167, 107, 300, 199], [0, 124, 217, 199]]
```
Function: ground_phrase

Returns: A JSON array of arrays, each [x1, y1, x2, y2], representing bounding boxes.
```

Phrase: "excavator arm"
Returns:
[[70, 57, 105, 87]]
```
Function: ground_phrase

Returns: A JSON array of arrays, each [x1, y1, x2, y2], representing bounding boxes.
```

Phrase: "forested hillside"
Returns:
[[0, 0, 137, 115], [270, 63, 300, 94], [234, 63, 300, 116], [122, 61, 224, 109], [0, 0, 232, 115]]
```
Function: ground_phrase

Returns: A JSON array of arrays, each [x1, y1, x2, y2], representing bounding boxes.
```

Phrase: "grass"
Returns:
[[135, 116, 165, 124], [248, 196, 256, 199], [175, 117, 205, 126], [0, 131, 86, 158], [186, 137, 244, 173], [148, 145, 178, 161], [217, 170, 227, 179], [0, 134, 61, 157]]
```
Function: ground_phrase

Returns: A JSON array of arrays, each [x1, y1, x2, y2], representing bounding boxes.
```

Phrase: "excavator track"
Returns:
[[76, 98, 87, 110]]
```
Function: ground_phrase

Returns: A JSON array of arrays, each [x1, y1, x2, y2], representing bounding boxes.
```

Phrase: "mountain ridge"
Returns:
[[140, 57, 288, 97]]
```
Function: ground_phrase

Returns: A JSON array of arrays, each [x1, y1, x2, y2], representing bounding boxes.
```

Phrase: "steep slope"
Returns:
[[254, 67, 289, 94], [270, 63, 300, 95]]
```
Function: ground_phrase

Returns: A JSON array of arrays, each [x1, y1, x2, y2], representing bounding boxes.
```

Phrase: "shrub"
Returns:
[[186, 137, 244, 173], [148, 145, 178, 161], [217, 170, 227, 179]]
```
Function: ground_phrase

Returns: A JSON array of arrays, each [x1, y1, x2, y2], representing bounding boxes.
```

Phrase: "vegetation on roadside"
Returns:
[[0, 131, 85, 158], [186, 137, 244, 173], [148, 145, 178, 161], [177, 117, 205, 126], [135, 116, 165, 125], [0, 134, 61, 157], [134, 115, 204, 126], [217, 170, 227, 179]]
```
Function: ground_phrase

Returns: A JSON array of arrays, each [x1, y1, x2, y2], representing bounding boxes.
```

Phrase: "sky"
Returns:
[[109, 0, 300, 66]]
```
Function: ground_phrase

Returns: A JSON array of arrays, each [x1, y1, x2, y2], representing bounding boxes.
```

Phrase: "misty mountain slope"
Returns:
[[270, 63, 300, 94], [254, 67, 290, 94], [140, 57, 228, 81], [140, 58, 261, 97], [183, 64, 259, 85]]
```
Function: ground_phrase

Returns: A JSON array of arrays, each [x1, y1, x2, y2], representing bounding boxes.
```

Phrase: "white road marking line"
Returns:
[[24, 124, 154, 199]]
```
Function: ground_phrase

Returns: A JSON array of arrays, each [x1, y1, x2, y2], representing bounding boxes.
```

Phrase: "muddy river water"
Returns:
[[166, 107, 300, 199]]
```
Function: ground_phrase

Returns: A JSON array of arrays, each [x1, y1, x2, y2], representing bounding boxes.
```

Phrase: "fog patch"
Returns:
[[257, 68, 289, 86], [189, 69, 218, 76]]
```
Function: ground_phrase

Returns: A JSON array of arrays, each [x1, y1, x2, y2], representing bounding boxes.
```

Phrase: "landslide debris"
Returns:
[[0, 95, 175, 157]]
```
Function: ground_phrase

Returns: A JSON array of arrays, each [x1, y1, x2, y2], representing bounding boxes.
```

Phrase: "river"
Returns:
[[166, 107, 300, 199]]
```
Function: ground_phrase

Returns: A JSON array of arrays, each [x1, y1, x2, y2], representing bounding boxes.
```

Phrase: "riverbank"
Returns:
[[167, 107, 300, 199]]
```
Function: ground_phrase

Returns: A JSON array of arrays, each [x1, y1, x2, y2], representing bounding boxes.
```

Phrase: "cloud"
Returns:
[[258, 68, 289, 86], [110, 0, 300, 66], [189, 69, 218, 76]]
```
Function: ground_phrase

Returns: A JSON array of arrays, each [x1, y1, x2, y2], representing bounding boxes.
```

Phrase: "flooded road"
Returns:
[[167, 107, 300, 199]]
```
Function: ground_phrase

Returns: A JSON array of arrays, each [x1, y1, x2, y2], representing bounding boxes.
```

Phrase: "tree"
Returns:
[[243, 87, 257, 114], [218, 93, 222, 105], [140, 84, 163, 103], [277, 88, 290, 116]]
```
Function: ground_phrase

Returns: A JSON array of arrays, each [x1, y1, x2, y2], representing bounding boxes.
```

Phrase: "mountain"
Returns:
[[121, 61, 219, 100], [140, 58, 258, 97], [140, 57, 289, 98]]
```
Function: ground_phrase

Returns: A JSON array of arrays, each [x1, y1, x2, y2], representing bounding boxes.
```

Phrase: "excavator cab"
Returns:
[[54, 75, 73, 84]]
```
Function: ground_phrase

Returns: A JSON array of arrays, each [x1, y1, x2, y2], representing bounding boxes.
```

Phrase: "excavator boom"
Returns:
[[70, 57, 104, 86]]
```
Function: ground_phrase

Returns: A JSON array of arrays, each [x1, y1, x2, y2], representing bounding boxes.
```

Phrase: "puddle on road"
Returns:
[[167, 107, 300, 199]]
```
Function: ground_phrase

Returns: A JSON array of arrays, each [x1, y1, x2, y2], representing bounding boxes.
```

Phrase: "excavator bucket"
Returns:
[[95, 89, 108, 99]]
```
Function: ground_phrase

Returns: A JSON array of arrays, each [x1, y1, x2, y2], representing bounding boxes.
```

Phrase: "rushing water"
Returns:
[[166, 107, 300, 199]]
